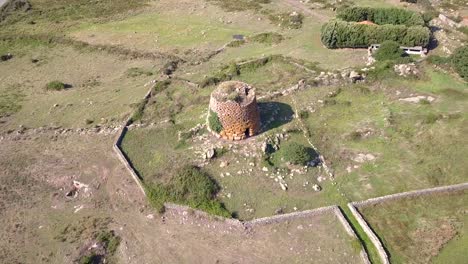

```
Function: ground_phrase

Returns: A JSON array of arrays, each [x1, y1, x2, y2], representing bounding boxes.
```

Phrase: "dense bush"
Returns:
[[321, 20, 430, 48], [208, 110, 223, 133], [45, 81, 66, 91], [374, 40, 405, 61], [274, 142, 317, 166], [451, 46, 468, 81], [145, 165, 230, 217], [337, 7, 425, 26]]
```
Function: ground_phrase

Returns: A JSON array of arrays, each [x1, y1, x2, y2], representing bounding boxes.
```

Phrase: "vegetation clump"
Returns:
[[226, 39, 245, 48], [145, 165, 230, 217], [126, 67, 153, 77], [336, 7, 425, 26], [45, 81, 66, 91], [374, 40, 405, 61], [208, 0, 270, 12], [427, 46, 468, 81], [273, 142, 317, 166], [321, 20, 430, 48], [208, 110, 223, 133], [250, 32, 284, 45], [451, 46, 468, 82]]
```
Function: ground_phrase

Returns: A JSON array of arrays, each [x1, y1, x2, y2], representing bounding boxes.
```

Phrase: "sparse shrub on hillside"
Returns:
[[250, 32, 284, 45], [226, 39, 245, 48], [273, 142, 317, 166], [126, 67, 153, 77], [45, 81, 66, 91], [208, 0, 270, 12], [451, 46, 468, 81], [374, 41, 405, 61], [97, 230, 121, 255]]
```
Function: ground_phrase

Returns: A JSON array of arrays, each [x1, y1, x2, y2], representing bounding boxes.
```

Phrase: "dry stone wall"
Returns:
[[348, 182, 468, 264]]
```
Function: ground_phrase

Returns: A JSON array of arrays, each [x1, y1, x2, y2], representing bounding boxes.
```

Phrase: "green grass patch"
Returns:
[[0, 84, 24, 117], [361, 190, 468, 264]]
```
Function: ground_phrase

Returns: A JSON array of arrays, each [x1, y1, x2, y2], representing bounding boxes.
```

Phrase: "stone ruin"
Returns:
[[208, 81, 261, 141]]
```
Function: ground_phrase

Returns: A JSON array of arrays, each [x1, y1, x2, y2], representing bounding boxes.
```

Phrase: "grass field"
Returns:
[[0, 40, 164, 131], [1, 0, 467, 262], [294, 66, 468, 201], [360, 190, 468, 264]]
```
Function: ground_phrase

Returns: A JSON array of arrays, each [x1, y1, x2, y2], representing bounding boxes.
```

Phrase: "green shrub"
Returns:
[[274, 142, 317, 166], [145, 165, 230, 217], [45, 81, 66, 91], [298, 110, 309, 119], [208, 110, 223, 133], [321, 20, 430, 48], [250, 32, 284, 45], [374, 40, 404, 61], [130, 99, 147, 122], [451, 46, 468, 81], [79, 254, 99, 264], [422, 11, 439, 25], [336, 7, 425, 26], [97, 230, 121, 254]]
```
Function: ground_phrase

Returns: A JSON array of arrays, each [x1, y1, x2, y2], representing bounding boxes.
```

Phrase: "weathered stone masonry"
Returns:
[[209, 81, 261, 140]]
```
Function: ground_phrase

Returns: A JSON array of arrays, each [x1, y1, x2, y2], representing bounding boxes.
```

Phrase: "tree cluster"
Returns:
[[321, 20, 430, 48], [336, 6, 425, 26]]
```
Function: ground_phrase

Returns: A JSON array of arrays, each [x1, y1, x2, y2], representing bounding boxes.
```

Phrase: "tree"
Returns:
[[374, 40, 404, 61]]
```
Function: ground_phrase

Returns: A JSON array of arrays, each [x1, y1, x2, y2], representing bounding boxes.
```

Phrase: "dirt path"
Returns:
[[282, 0, 329, 22]]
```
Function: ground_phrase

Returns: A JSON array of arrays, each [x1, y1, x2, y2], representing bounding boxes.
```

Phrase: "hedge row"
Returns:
[[337, 7, 425, 26], [321, 20, 430, 48]]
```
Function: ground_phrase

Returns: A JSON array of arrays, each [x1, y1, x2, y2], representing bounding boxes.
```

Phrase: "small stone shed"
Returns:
[[208, 81, 261, 140]]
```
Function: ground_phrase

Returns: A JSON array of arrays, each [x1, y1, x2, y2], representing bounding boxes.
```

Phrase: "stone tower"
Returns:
[[208, 81, 261, 141]]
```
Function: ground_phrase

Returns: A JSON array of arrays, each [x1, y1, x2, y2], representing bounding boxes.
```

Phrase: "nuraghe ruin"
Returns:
[[208, 81, 261, 140]]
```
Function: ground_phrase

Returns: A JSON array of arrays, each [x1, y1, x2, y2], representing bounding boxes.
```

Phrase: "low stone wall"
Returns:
[[348, 182, 468, 264], [112, 87, 154, 195], [245, 205, 337, 227], [352, 182, 468, 208], [348, 203, 390, 264]]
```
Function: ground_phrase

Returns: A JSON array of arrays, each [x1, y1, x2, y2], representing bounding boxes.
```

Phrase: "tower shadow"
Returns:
[[258, 102, 294, 133]]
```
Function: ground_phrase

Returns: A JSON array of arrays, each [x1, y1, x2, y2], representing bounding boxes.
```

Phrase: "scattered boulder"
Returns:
[[349, 70, 362, 83], [399, 95, 435, 103], [352, 153, 376, 163], [0, 53, 12, 61], [394, 63, 419, 76], [438, 14, 461, 28], [312, 184, 322, 192]]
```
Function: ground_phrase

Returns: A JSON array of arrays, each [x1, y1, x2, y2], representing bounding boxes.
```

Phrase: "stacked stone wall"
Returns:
[[208, 84, 260, 140]]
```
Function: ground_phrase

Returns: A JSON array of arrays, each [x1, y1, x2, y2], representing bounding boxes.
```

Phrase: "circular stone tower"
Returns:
[[208, 81, 261, 141]]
